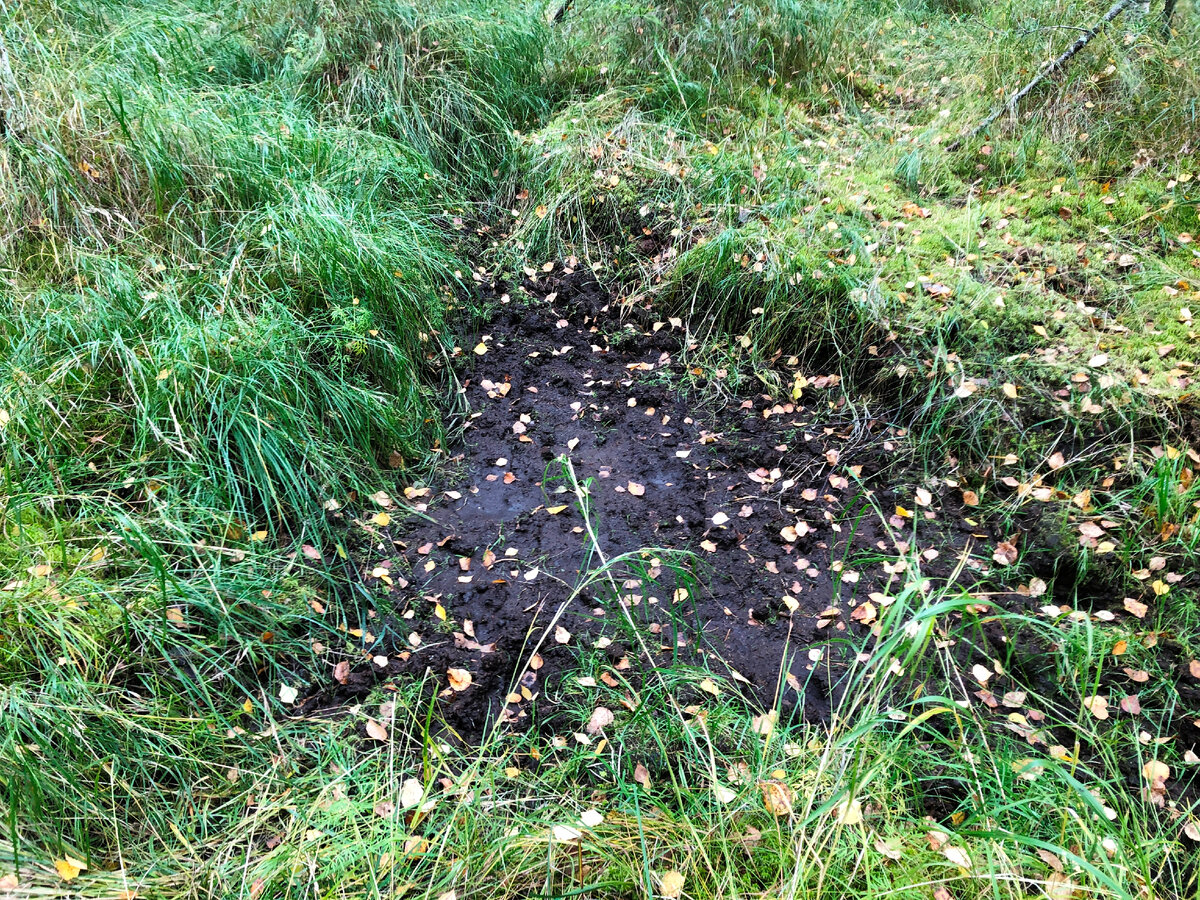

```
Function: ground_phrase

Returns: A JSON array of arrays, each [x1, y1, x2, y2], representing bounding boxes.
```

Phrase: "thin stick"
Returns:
[[947, 0, 1137, 151]]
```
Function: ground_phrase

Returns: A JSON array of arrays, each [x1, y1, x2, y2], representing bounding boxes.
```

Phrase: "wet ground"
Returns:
[[304, 267, 994, 737]]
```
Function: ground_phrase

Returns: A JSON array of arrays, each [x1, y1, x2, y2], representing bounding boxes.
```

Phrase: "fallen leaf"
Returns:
[[992, 541, 1018, 566], [586, 706, 614, 734], [659, 871, 685, 899], [634, 763, 651, 788], [580, 809, 604, 828], [941, 846, 971, 869], [1124, 598, 1148, 618], [334, 661, 350, 684], [447, 668, 473, 691], [365, 719, 389, 741], [279, 684, 299, 705], [554, 625, 571, 644], [1082, 695, 1109, 720], [760, 780, 793, 816], [54, 858, 87, 882], [399, 778, 423, 808], [627, 481, 646, 496]]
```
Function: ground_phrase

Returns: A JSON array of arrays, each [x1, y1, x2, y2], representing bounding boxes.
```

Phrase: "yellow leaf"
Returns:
[[833, 796, 863, 825], [1002, 382, 1018, 399], [372, 512, 391, 527], [659, 870, 685, 899], [54, 857, 87, 882], [546, 505, 569, 515], [473, 342, 488, 355]]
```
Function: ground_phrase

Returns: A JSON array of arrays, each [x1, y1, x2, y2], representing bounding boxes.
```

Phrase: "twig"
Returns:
[[947, 0, 1138, 151]]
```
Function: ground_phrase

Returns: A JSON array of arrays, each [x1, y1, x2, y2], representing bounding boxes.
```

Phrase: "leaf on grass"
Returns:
[[400, 778, 423, 808], [659, 871, 685, 899], [580, 809, 604, 828], [279, 684, 298, 705], [634, 763, 651, 788], [1119, 694, 1141, 715], [54, 858, 87, 882], [552, 825, 582, 842], [365, 719, 389, 741], [941, 846, 971, 869], [586, 706, 614, 734], [760, 780, 793, 816], [1082, 695, 1109, 720], [833, 796, 863, 825]]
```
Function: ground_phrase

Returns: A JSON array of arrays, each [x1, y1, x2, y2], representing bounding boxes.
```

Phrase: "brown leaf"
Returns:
[[1119, 694, 1142, 715], [992, 541, 1018, 566], [1123, 598, 1149, 619], [333, 661, 351, 684], [365, 719, 389, 741], [634, 762, 650, 788], [760, 780, 793, 816], [447, 668, 473, 691]]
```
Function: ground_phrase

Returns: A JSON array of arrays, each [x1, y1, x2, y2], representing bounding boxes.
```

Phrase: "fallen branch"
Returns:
[[947, 0, 1138, 151]]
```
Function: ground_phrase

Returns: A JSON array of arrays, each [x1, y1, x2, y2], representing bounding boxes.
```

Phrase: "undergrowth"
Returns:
[[1, 0, 1199, 895]]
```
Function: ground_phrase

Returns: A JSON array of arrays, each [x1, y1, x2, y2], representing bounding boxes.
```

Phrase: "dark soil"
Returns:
[[304, 268, 988, 735]]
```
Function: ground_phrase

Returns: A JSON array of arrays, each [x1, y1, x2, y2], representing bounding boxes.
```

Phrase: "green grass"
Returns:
[[2, 0, 1200, 895]]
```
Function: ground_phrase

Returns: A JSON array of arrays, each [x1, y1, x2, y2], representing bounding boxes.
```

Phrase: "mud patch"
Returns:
[[300, 268, 1002, 740]]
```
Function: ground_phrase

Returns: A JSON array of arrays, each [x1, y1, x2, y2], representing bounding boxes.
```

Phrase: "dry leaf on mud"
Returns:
[[992, 541, 1018, 566], [1123, 598, 1148, 618], [627, 481, 646, 496], [447, 668, 473, 691], [554, 625, 572, 644], [333, 661, 351, 684]]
